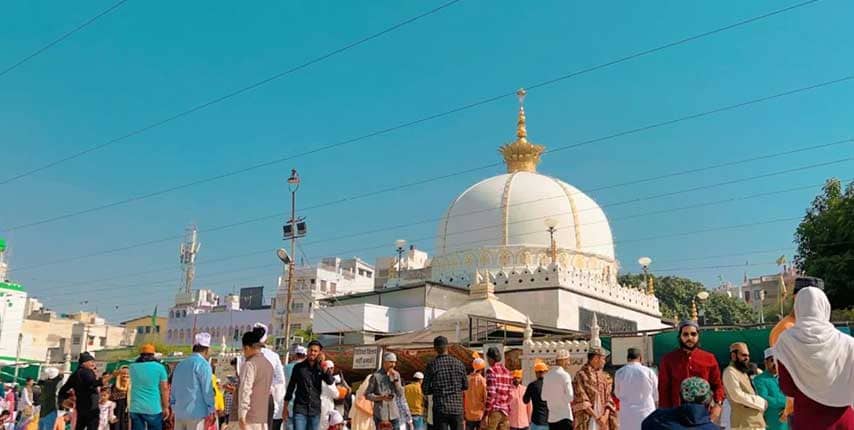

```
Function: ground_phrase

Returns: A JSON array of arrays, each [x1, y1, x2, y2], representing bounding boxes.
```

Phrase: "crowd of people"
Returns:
[[1, 285, 851, 430]]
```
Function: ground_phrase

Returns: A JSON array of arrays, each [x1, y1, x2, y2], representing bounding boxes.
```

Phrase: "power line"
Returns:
[[7, 72, 853, 234], [0, 0, 463, 185], [0, 0, 824, 205], [0, 0, 130, 79], [12, 150, 851, 281], [38, 192, 813, 303]]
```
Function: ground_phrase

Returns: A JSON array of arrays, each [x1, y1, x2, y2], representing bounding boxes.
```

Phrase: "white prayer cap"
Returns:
[[195, 332, 212, 348], [413, 372, 424, 380], [764, 347, 775, 359], [324, 359, 335, 369], [328, 411, 344, 427], [43, 367, 59, 379], [555, 349, 570, 360], [294, 345, 307, 355], [383, 352, 397, 362], [253, 323, 269, 343]]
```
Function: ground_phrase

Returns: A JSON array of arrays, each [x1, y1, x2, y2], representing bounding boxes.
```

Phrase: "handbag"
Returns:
[[378, 400, 393, 430]]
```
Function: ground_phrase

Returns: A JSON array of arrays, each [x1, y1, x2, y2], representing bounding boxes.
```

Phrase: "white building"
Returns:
[[0, 282, 28, 365], [166, 286, 271, 349], [315, 90, 666, 341], [271, 257, 375, 347]]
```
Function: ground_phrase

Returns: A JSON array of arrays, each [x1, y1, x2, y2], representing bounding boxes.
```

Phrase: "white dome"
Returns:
[[436, 171, 614, 260]]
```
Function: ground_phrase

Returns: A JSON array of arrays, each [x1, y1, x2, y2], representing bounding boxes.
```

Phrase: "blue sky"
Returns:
[[1, 0, 852, 322]]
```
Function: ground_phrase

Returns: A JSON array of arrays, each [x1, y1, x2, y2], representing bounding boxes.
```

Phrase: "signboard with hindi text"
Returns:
[[352, 346, 380, 369]]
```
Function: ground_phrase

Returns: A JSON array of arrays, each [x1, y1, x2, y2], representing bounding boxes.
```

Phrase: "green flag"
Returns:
[[151, 305, 158, 328]]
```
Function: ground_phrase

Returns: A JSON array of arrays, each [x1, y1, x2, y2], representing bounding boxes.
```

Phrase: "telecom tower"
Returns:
[[175, 225, 200, 305]]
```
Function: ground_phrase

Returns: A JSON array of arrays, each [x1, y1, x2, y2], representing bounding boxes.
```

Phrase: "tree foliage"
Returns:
[[794, 178, 854, 309], [619, 274, 756, 325]]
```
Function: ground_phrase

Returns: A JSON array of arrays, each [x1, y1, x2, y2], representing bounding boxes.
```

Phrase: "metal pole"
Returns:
[[397, 248, 404, 277], [14, 332, 23, 382], [282, 187, 297, 365]]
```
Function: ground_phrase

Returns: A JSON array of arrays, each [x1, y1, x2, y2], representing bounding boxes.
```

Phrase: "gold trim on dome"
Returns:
[[500, 172, 518, 245], [554, 178, 584, 250], [499, 89, 545, 173]]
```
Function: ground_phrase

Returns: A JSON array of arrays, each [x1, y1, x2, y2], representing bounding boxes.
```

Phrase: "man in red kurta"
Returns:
[[658, 320, 724, 422]]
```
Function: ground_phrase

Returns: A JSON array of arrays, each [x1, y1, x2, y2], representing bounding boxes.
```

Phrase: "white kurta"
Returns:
[[261, 347, 287, 420], [614, 362, 658, 430], [541, 366, 574, 423], [319, 382, 340, 430]]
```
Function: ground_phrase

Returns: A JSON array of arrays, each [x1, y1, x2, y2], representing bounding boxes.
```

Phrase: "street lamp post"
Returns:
[[395, 239, 407, 279], [638, 257, 652, 294], [280, 169, 303, 364], [759, 289, 767, 324], [544, 219, 558, 264]]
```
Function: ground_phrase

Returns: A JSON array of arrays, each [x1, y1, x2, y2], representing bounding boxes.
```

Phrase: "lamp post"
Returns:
[[638, 257, 652, 293], [395, 239, 407, 278], [280, 169, 302, 364], [759, 289, 767, 324], [544, 218, 558, 264], [696, 291, 710, 326]]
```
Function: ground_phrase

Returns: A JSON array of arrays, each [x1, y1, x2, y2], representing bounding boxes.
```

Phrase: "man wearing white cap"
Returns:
[[366, 353, 405, 430], [752, 348, 788, 430], [404, 373, 425, 430], [252, 323, 287, 430], [171, 332, 216, 430], [540, 350, 573, 430], [285, 346, 307, 430]]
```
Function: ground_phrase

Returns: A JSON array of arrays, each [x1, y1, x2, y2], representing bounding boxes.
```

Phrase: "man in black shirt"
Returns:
[[59, 353, 112, 430], [422, 336, 467, 430], [284, 340, 334, 430], [522, 362, 549, 430]]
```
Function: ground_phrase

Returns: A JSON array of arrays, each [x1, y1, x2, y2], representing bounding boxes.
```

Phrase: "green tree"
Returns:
[[794, 178, 854, 309], [619, 274, 756, 325], [294, 325, 318, 342]]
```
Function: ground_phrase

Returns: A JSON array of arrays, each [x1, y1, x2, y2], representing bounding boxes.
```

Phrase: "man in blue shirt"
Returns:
[[171, 333, 216, 430]]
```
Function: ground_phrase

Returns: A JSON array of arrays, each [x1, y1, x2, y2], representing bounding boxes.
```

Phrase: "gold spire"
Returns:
[[691, 299, 699, 322], [499, 89, 545, 173], [646, 275, 655, 295]]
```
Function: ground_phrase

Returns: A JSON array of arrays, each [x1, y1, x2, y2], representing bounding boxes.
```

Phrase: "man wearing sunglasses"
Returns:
[[658, 320, 725, 422]]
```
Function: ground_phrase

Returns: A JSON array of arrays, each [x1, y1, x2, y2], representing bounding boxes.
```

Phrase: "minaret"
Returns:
[[498, 89, 545, 173], [589, 313, 602, 348]]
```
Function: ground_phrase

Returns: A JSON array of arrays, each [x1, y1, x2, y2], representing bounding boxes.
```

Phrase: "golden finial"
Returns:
[[691, 299, 699, 322], [646, 275, 655, 295], [499, 88, 545, 173]]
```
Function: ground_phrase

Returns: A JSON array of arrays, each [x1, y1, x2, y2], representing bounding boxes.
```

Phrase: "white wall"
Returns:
[[313, 304, 445, 334], [166, 308, 272, 347], [0, 287, 27, 364]]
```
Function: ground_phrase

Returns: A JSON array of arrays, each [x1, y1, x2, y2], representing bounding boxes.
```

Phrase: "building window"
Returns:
[[72, 336, 81, 345], [156, 326, 160, 333], [137, 327, 145, 334], [292, 302, 304, 313], [744, 291, 751, 302], [320, 280, 327, 292], [290, 324, 301, 332], [330, 282, 337, 294], [100, 337, 106, 347], [754, 290, 761, 300]]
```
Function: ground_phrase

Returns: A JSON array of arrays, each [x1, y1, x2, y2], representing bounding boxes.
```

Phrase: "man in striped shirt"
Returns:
[[482, 347, 512, 430]]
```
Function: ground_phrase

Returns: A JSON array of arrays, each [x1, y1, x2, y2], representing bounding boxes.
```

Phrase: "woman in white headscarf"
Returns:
[[349, 375, 375, 430], [774, 286, 854, 429]]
